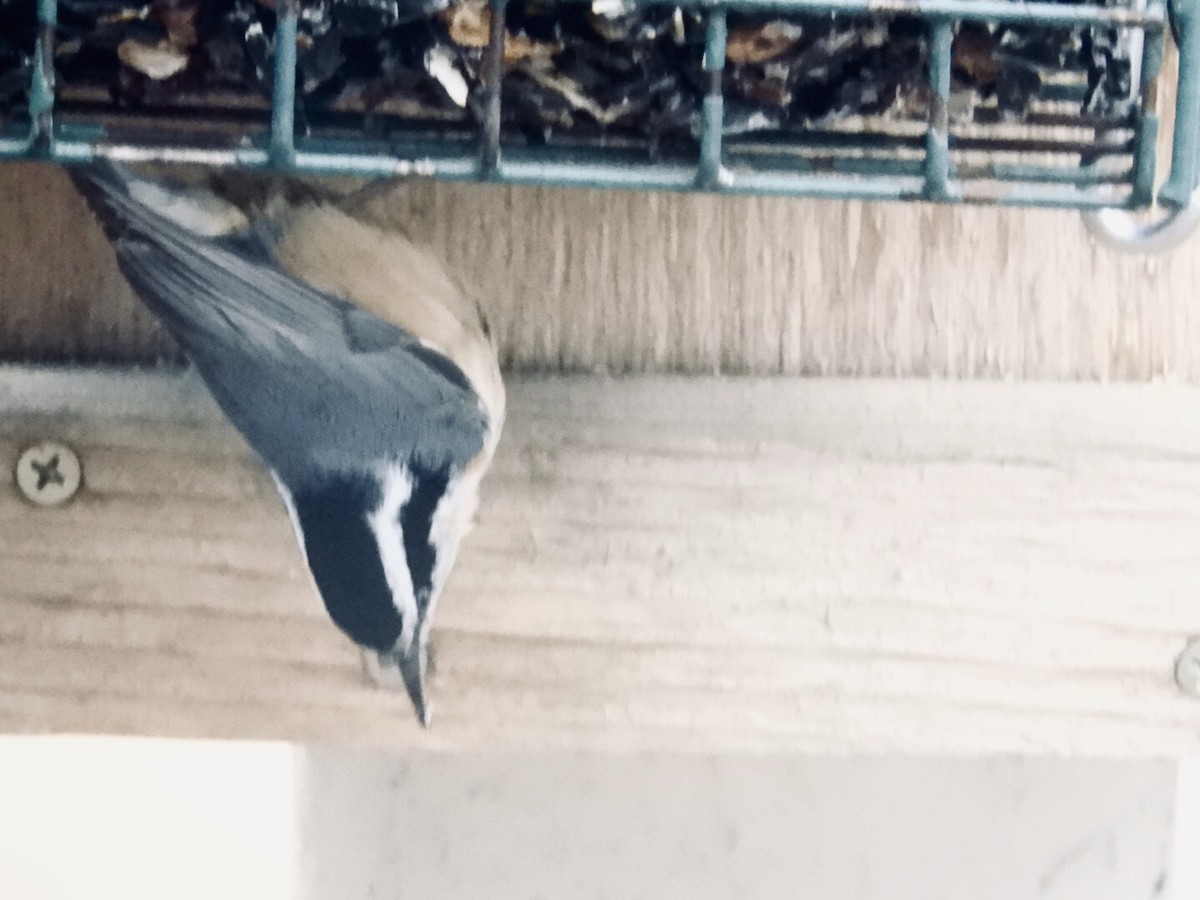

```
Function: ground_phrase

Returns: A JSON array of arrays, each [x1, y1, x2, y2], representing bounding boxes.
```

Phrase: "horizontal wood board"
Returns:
[[1, 367, 1199, 754]]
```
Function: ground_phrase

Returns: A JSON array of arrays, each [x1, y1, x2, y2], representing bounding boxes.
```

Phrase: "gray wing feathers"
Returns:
[[71, 162, 488, 480]]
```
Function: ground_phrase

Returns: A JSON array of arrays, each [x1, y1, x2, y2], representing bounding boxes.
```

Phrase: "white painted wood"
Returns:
[[1167, 758, 1200, 900], [0, 736, 298, 900], [2, 366, 1200, 754], [0, 737, 1179, 900], [297, 753, 1177, 900]]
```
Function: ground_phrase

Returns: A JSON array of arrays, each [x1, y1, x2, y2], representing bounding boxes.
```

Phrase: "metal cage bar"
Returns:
[[697, 9, 729, 188], [28, 0, 56, 153], [924, 19, 954, 201], [479, 0, 508, 175], [270, 0, 300, 167], [1131, 24, 1166, 206], [669, 0, 1163, 24], [0, 0, 1194, 222], [1161, 0, 1200, 205]]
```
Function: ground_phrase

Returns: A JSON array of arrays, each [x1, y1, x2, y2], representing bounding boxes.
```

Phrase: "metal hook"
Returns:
[[1081, 192, 1200, 253]]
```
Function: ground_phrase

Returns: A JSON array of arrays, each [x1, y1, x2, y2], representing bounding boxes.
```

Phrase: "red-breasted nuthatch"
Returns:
[[70, 161, 505, 726]]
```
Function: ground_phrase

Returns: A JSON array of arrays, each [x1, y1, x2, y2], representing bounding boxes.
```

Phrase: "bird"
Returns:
[[69, 160, 506, 727]]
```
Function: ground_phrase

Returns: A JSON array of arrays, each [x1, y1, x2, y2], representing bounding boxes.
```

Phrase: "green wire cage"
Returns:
[[2, 0, 1199, 250]]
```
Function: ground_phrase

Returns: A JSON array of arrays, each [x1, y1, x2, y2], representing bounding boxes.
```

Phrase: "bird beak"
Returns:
[[396, 638, 431, 728], [360, 637, 433, 727]]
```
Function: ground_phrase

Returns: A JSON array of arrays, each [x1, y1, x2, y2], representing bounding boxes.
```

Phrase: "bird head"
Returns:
[[279, 459, 483, 727]]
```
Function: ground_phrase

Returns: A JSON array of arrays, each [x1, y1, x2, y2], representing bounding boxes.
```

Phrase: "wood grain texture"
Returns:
[[0, 165, 171, 363], [2, 366, 1199, 755], [4, 155, 1200, 379]]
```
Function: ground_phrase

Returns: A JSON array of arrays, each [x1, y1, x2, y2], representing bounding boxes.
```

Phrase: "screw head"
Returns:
[[14, 441, 83, 507], [1175, 639, 1200, 699]]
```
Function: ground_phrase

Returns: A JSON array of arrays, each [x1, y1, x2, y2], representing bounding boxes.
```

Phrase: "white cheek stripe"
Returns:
[[420, 469, 480, 648], [367, 464, 419, 653]]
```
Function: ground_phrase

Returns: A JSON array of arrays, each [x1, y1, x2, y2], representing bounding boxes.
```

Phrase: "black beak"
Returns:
[[361, 637, 433, 727], [395, 637, 431, 728]]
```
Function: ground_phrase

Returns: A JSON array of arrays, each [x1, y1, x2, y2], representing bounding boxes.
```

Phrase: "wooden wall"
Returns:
[[3, 154, 1200, 379], [4, 368, 1200, 754]]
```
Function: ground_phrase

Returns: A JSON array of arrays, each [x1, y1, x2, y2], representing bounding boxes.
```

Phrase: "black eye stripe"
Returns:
[[400, 465, 451, 610]]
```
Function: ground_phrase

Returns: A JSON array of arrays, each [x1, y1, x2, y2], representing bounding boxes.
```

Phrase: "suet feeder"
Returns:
[[1, 0, 1198, 250]]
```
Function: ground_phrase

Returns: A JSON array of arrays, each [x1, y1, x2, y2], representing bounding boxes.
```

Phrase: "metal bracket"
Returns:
[[1083, 0, 1200, 252], [1082, 194, 1200, 252]]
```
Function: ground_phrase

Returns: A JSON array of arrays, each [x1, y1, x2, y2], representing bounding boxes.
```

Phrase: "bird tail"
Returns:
[[68, 160, 251, 243], [68, 161, 277, 357]]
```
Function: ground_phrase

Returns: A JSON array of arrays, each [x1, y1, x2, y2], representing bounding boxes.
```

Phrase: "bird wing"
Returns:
[[269, 202, 506, 437], [71, 162, 489, 483]]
